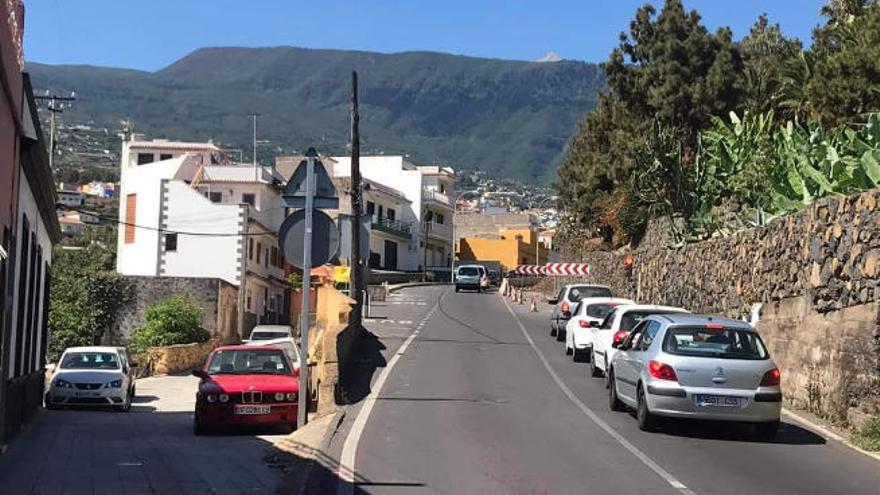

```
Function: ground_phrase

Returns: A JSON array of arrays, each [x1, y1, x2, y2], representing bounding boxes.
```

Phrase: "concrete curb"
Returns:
[[271, 409, 346, 494], [782, 407, 880, 463], [387, 281, 449, 293]]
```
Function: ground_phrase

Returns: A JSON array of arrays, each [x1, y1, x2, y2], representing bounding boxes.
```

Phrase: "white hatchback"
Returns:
[[46, 346, 135, 412], [589, 304, 689, 379], [564, 297, 635, 361]]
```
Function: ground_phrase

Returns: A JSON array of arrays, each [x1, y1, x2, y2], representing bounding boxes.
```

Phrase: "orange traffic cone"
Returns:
[[530, 297, 537, 312]]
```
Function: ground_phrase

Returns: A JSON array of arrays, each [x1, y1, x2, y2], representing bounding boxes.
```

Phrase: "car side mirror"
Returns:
[[192, 369, 208, 379]]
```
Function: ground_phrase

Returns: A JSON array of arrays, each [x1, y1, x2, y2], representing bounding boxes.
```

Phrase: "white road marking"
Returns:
[[337, 300, 441, 494], [501, 297, 697, 495]]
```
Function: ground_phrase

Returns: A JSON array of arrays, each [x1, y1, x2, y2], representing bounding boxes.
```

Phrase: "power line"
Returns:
[[59, 205, 279, 238]]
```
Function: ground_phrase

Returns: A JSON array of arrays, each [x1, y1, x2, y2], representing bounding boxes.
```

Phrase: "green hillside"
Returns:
[[28, 46, 603, 182]]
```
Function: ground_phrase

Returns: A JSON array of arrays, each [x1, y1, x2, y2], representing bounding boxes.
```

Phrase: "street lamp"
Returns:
[[450, 190, 477, 283]]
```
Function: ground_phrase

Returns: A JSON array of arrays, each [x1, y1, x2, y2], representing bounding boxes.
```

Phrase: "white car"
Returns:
[[248, 325, 293, 342], [589, 304, 689, 379], [46, 346, 135, 411], [564, 297, 635, 361], [245, 336, 301, 371]]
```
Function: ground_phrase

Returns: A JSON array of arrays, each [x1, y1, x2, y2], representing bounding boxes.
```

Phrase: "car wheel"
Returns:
[[193, 415, 208, 435], [115, 392, 132, 412], [590, 352, 603, 378], [608, 369, 625, 412], [455, 287, 460, 293], [636, 386, 658, 431], [44, 393, 58, 410], [754, 420, 780, 441], [565, 341, 573, 355], [550, 322, 557, 337]]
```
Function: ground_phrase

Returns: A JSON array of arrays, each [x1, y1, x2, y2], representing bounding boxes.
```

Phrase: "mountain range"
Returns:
[[27, 46, 604, 182]]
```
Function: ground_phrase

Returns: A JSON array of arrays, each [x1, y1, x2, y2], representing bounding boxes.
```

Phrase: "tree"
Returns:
[[807, 0, 880, 126], [603, 0, 744, 147], [739, 15, 804, 117], [47, 243, 132, 362], [128, 295, 210, 355]]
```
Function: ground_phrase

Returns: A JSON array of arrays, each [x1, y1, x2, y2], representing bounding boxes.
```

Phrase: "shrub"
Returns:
[[853, 414, 880, 452], [128, 295, 210, 354]]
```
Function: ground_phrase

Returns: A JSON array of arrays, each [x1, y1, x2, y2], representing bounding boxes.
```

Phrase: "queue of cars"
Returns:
[[548, 284, 783, 440]]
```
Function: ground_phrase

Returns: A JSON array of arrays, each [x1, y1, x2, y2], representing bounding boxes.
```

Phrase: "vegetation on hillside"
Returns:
[[557, 0, 880, 247], [28, 48, 605, 183]]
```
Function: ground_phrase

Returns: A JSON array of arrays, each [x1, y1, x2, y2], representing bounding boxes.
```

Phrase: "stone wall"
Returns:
[[110, 276, 239, 344], [561, 190, 880, 426], [148, 340, 219, 375]]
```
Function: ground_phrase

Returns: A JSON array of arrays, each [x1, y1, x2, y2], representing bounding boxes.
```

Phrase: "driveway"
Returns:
[[0, 375, 287, 495]]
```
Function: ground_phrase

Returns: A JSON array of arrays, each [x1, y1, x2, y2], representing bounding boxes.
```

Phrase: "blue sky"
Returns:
[[26, 0, 825, 71]]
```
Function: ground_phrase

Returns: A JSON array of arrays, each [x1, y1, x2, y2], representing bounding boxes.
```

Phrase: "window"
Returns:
[[584, 303, 617, 320], [387, 208, 396, 221], [159, 153, 173, 161], [246, 289, 252, 311], [436, 213, 444, 224], [242, 193, 255, 206], [378, 205, 384, 219], [136, 153, 154, 165], [566, 285, 612, 302], [270, 247, 278, 267], [124, 194, 136, 243], [264, 247, 269, 268], [164, 233, 178, 252], [663, 327, 769, 360], [440, 184, 446, 194], [636, 320, 662, 351], [209, 192, 222, 203], [248, 238, 254, 260], [256, 243, 262, 264], [366, 201, 375, 216]]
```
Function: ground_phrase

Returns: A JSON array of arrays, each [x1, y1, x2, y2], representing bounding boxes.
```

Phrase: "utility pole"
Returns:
[[249, 113, 261, 180], [349, 71, 363, 328], [35, 93, 75, 169]]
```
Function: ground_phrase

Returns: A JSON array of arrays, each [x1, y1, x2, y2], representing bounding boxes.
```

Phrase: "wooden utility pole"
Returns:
[[349, 71, 363, 328], [35, 94, 75, 169]]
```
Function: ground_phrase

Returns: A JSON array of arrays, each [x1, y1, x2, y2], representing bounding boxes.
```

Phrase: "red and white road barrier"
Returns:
[[512, 263, 590, 278]]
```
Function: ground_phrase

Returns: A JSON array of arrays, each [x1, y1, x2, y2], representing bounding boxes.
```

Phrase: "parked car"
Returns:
[[192, 345, 299, 435], [455, 265, 488, 292], [607, 314, 782, 439], [564, 297, 635, 361], [46, 346, 135, 412], [549, 284, 613, 341], [590, 304, 689, 379], [245, 337, 301, 371], [248, 325, 293, 342]]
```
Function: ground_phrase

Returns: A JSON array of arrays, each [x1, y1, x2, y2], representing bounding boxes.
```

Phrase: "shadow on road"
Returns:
[[653, 418, 827, 445], [338, 329, 388, 405]]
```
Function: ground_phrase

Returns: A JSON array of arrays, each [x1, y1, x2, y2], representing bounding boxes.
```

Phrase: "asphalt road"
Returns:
[[332, 286, 880, 495]]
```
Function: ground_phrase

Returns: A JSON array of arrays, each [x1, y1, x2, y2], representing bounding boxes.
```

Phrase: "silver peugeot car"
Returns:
[[607, 314, 782, 439]]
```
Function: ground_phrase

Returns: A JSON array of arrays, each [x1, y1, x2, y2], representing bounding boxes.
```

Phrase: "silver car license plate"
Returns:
[[694, 394, 743, 407], [234, 405, 271, 415]]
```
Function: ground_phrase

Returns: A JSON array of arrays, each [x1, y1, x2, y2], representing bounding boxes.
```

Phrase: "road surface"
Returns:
[[329, 286, 880, 495]]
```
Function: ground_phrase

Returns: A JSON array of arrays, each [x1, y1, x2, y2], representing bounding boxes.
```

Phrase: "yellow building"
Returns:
[[457, 228, 549, 271]]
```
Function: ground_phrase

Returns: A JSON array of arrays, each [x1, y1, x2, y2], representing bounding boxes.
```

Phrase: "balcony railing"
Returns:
[[423, 189, 452, 207], [371, 217, 413, 239], [423, 221, 453, 239]]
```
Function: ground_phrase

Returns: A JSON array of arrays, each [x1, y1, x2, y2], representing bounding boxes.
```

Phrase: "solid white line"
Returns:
[[501, 297, 697, 495], [336, 302, 440, 495]]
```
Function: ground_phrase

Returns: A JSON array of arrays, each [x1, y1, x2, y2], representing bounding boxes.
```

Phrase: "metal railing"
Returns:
[[423, 189, 452, 206], [371, 217, 413, 239], [423, 221, 453, 239]]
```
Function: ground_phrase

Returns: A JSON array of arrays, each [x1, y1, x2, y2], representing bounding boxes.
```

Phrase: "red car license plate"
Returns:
[[234, 405, 271, 415]]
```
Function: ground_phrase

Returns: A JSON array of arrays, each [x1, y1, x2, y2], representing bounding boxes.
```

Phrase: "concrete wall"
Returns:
[[148, 339, 219, 376], [111, 276, 239, 344], [561, 191, 880, 426]]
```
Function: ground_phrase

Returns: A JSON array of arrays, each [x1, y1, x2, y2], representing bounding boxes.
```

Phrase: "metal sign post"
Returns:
[[297, 155, 315, 429]]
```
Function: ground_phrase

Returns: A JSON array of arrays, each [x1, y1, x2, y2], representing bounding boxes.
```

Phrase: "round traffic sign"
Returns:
[[278, 209, 340, 269]]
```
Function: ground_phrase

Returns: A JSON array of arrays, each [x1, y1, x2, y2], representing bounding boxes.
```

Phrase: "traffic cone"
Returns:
[[530, 297, 537, 312], [518, 289, 524, 305]]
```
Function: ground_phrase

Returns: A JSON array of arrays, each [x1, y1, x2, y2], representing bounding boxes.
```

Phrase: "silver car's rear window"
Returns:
[[663, 327, 769, 360]]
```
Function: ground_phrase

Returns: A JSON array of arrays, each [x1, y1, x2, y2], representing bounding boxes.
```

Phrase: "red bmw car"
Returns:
[[192, 345, 299, 435]]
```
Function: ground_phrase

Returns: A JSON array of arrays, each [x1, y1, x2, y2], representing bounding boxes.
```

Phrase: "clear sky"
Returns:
[[25, 0, 826, 71]]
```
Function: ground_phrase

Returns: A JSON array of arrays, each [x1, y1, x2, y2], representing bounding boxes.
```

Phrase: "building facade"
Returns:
[[330, 156, 455, 272], [116, 137, 289, 340]]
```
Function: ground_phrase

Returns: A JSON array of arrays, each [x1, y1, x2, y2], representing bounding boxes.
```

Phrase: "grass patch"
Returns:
[[852, 414, 880, 451]]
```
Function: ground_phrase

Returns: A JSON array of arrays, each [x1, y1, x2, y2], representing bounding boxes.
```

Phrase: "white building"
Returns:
[[56, 190, 84, 207], [330, 156, 455, 272], [116, 136, 289, 337]]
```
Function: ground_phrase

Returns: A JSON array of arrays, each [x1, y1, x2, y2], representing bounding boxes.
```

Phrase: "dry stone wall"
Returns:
[[562, 190, 880, 426]]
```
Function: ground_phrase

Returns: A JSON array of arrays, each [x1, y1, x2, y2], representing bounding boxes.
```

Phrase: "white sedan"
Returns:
[[564, 297, 634, 361], [46, 346, 135, 411]]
